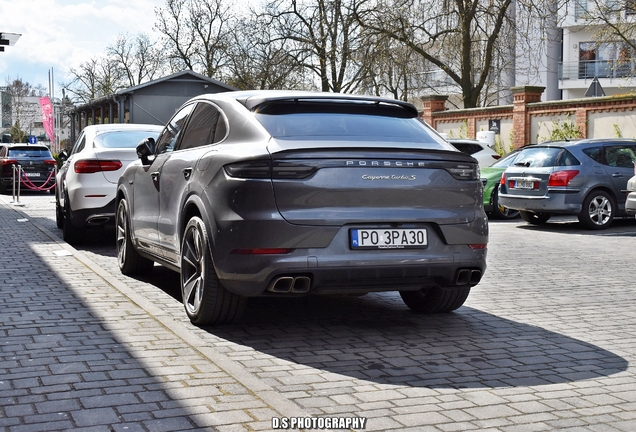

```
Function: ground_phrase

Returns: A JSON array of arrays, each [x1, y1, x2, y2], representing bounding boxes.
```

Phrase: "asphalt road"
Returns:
[[2, 191, 636, 431]]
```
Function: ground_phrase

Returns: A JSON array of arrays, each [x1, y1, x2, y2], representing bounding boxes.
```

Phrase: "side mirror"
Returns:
[[136, 137, 156, 165], [58, 148, 69, 162]]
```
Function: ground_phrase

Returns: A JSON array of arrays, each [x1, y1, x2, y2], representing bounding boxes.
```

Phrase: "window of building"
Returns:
[[575, 0, 588, 19], [578, 41, 634, 79]]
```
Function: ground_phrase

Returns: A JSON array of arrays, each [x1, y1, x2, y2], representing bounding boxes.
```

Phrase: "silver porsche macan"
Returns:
[[116, 91, 488, 325]]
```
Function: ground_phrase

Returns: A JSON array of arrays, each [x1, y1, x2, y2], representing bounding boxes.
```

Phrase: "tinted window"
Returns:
[[70, 133, 86, 156], [491, 150, 521, 168], [583, 147, 603, 163], [254, 102, 451, 150], [94, 131, 161, 148], [155, 104, 195, 154], [604, 145, 636, 168], [7, 147, 52, 158], [512, 147, 580, 167], [179, 103, 220, 150]]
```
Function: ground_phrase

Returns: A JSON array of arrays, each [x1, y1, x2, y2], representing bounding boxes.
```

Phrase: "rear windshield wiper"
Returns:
[[514, 161, 531, 167]]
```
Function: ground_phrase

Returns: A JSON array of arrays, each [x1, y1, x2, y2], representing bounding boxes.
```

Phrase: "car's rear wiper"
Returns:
[[514, 161, 531, 167]]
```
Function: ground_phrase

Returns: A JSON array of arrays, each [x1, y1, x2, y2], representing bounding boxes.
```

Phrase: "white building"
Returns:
[[556, 0, 636, 99]]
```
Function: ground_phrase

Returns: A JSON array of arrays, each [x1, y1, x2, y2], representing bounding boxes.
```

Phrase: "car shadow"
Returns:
[[514, 216, 636, 236], [199, 293, 627, 390], [68, 216, 629, 390]]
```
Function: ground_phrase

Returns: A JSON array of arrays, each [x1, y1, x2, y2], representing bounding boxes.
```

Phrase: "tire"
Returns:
[[180, 216, 246, 325], [491, 187, 520, 220], [578, 190, 615, 230], [519, 210, 551, 225], [400, 286, 471, 314], [62, 196, 82, 245], [116, 199, 154, 275], [55, 201, 64, 229]]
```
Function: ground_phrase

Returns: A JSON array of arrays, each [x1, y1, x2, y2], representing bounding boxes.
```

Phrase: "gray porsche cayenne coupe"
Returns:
[[116, 91, 488, 325]]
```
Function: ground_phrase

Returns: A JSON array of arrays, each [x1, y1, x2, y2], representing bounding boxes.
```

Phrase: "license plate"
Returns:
[[513, 180, 535, 189], [351, 228, 427, 249], [25, 172, 41, 177]]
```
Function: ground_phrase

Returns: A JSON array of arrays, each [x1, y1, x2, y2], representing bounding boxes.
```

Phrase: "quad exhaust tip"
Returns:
[[456, 269, 482, 286], [267, 276, 311, 293]]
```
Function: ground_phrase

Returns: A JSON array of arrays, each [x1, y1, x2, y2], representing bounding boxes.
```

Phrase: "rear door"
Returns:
[[132, 104, 195, 249], [602, 144, 636, 207], [157, 102, 225, 257]]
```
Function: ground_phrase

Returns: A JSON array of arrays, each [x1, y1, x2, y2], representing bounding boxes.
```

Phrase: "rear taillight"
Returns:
[[224, 160, 271, 178], [74, 159, 123, 174], [548, 170, 579, 187], [444, 163, 480, 180], [44, 159, 57, 166], [500, 174, 506, 185], [492, 155, 501, 160], [224, 160, 317, 179], [1, 159, 19, 166]]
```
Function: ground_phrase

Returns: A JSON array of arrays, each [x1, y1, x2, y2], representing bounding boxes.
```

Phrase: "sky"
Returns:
[[0, 0, 166, 97]]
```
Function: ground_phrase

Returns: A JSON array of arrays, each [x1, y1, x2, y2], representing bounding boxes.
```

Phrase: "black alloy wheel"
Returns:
[[180, 216, 246, 325]]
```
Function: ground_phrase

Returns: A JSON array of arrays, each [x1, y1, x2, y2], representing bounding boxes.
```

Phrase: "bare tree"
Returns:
[[355, 0, 522, 108], [62, 57, 123, 104], [224, 15, 312, 90], [106, 33, 166, 88], [154, 0, 233, 78], [261, 0, 370, 93], [1, 78, 47, 142]]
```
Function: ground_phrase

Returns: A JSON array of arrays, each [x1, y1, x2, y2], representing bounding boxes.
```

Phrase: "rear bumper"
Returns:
[[499, 189, 583, 214], [68, 198, 117, 228], [215, 223, 487, 297]]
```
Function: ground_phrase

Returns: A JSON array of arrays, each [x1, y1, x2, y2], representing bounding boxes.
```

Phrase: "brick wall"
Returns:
[[421, 86, 636, 150]]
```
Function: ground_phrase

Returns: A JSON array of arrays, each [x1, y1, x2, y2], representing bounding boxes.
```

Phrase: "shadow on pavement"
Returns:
[[514, 216, 636, 236], [208, 293, 627, 389]]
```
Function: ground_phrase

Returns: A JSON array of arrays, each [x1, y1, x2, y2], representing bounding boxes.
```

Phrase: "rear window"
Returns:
[[512, 147, 580, 167], [95, 130, 161, 148], [253, 101, 453, 150], [7, 147, 52, 158], [491, 150, 521, 168]]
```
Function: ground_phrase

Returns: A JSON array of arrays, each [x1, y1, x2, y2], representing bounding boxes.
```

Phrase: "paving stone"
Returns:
[[3, 194, 636, 431]]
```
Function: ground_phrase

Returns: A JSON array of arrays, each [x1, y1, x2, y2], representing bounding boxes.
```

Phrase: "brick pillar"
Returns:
[[575, 107, 588, 138], [511, 86, 545, 148], [420, 95, 448, 127], [467, 118, 476, 139]]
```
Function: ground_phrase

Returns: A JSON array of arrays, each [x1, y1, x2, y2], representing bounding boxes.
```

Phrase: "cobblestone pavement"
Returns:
[[2, 191, 636, 431]]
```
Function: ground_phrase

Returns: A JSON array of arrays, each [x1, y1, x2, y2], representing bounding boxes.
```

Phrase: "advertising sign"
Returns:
[[39, 96, 55, 144]]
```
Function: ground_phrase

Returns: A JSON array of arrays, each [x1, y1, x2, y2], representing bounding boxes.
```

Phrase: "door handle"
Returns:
[[612, 173, 623, 178], [182, 167, 193, 180], [151, 171, 160, 182]]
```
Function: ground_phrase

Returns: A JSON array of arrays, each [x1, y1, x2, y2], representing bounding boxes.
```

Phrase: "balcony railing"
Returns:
[[559, 59, 636, 80]]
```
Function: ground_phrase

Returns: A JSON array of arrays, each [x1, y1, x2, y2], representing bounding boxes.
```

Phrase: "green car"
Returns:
[[481, 150, 524, 219]]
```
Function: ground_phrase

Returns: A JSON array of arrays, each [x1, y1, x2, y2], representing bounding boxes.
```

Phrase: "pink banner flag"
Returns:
[[39, 96, 55, 144]]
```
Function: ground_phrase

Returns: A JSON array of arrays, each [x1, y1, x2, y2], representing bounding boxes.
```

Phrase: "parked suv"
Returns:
[[116, 90, 488, 326], [0, 143, 57, 194], [498, 139, 636, 229]]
